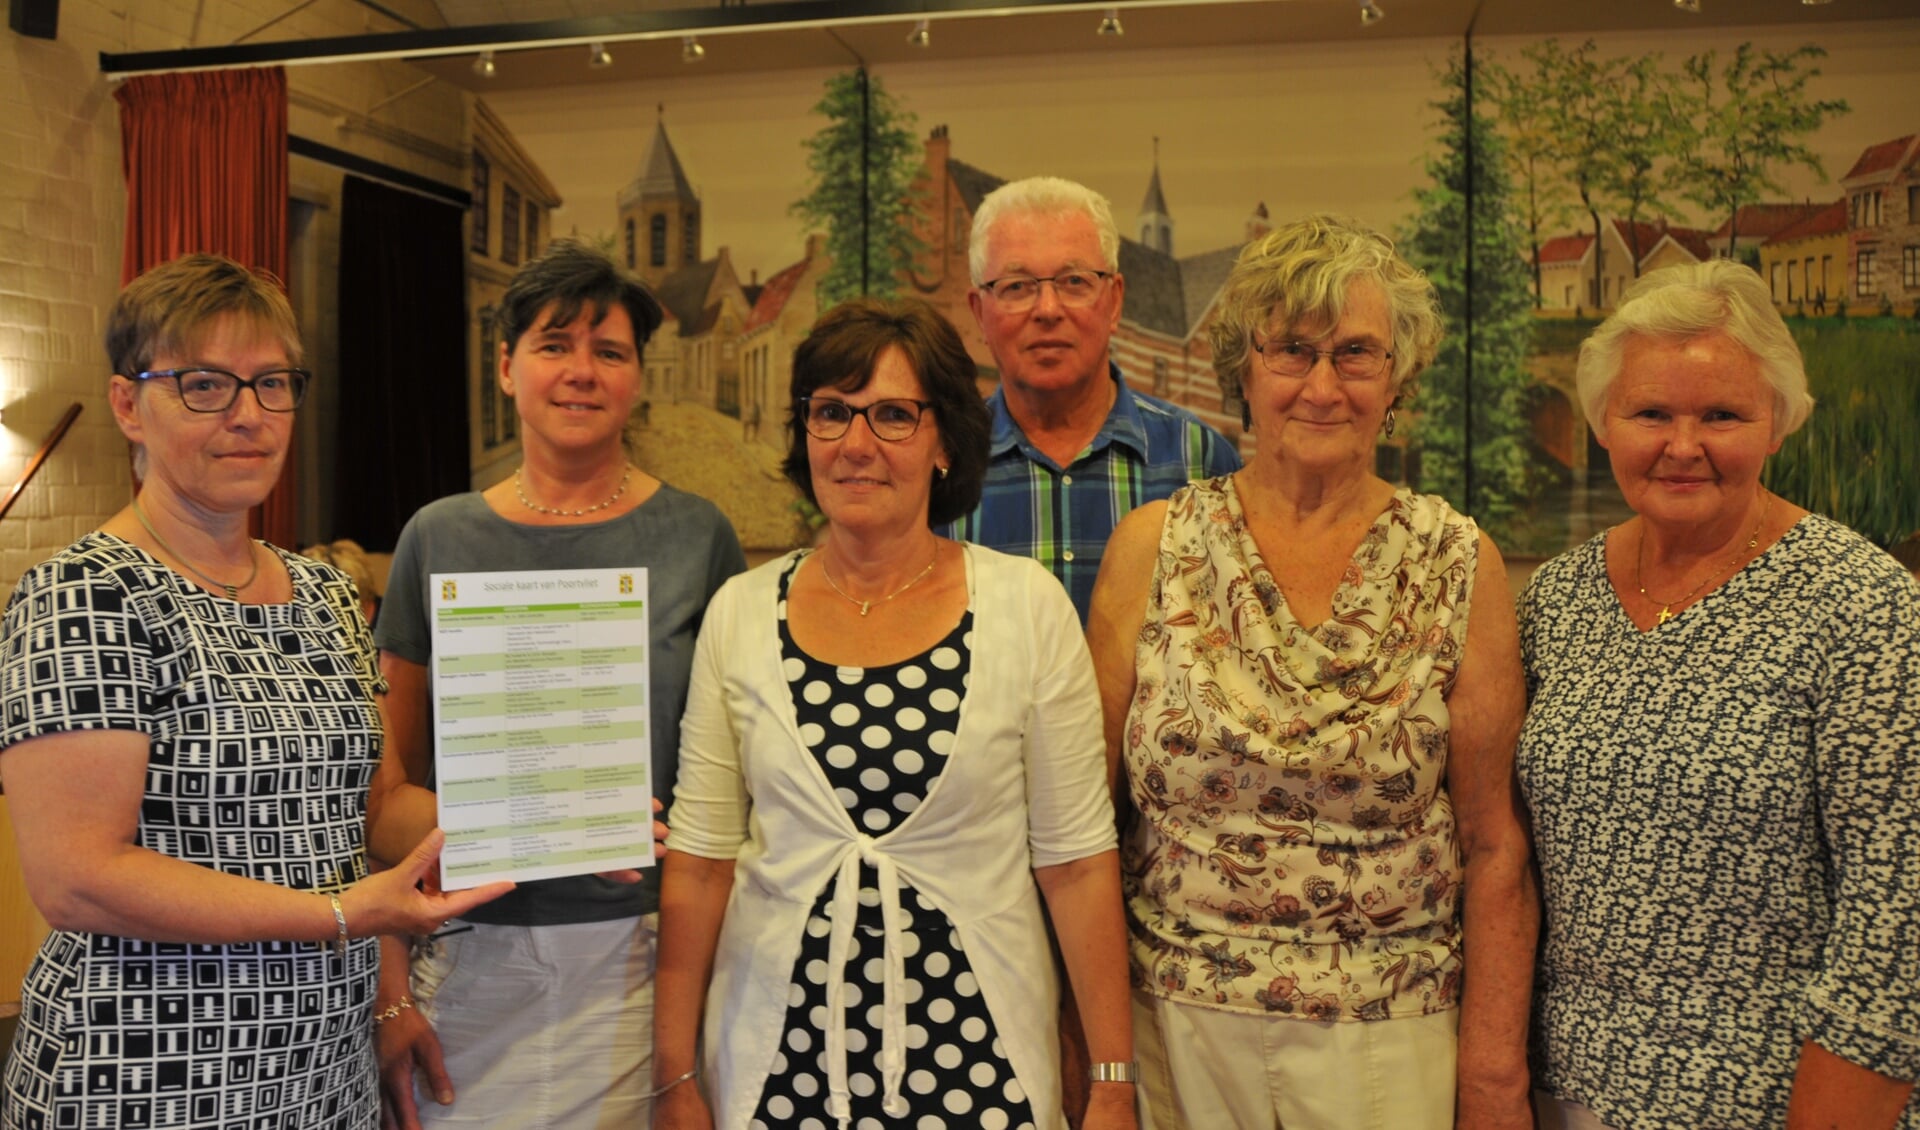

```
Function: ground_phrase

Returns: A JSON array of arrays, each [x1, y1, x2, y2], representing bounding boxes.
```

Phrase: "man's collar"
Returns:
[[986, 362, 1149, 460]]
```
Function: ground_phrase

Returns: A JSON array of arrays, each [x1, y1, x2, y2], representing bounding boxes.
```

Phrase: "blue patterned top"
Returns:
[[936, 363, 1240, 624], [1517, 515, 1920, 1130]]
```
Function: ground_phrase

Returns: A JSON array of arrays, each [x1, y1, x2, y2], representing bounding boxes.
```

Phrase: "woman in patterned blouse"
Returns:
[[1087, 214, 1536, 1130], [0, 254, 506, 1130], [1517, 260, 1919, 1129]]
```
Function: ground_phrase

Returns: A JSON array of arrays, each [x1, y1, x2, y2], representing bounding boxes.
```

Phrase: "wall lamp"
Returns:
[[1359, 1, 1386, 25]]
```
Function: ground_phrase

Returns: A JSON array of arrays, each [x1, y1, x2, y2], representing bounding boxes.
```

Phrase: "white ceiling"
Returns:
[[402, 0, 1920, 92]]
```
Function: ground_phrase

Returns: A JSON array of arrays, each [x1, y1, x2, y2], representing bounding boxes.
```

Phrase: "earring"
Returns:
[[936, 465, 949, 480], [1382, 408, 1396, 438]]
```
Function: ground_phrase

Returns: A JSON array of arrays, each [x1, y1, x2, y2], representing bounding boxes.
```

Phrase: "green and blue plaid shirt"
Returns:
[[938, 365, 1241, 624]]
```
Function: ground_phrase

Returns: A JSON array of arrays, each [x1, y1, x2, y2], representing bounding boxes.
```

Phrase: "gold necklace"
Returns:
[[131, 496, 260, 600], [817, 549, 939, 617], [515, 466, 630, 517], [1635, 496, 1769, 625]]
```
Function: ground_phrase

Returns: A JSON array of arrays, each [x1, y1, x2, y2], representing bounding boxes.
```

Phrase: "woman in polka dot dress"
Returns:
[[652, 299, 1138, 1130]]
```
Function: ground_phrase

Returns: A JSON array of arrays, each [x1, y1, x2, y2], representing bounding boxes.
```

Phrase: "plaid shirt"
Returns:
[[938, 365, 1241, 623]]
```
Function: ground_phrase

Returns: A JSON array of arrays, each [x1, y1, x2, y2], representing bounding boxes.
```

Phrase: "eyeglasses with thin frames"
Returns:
[[130, 368, 312, 413], [977, 270, 1114, 311], [798, 396, 931, 442], [1250, 340, 1394, 381]]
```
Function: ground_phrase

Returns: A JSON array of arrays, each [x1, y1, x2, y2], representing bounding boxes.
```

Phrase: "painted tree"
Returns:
[[1669, 43, 1848, 259], [1402, 51, 1536, 528], [791, 68, 925, 306], [1525, 39, 1617, 310], [1478, 56, 1574, 307], [1595, 54, 1689, 278]]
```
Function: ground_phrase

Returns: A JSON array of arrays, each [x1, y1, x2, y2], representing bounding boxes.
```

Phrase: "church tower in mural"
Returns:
[[619, 110, 703, 290], [1138, 139, 1174, 255]]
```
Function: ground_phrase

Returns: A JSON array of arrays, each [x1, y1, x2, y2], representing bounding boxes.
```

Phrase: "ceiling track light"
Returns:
[[472, 49, 496, 78], [1097, 8, 1123, 36], [1359, 1, 1386, 26], [588, 41, 613, 67], [681, 36, 706, 63], [907, 19, 930, 47], [1800, 0, 1834, 5], [1673, 0, 1701, 11]]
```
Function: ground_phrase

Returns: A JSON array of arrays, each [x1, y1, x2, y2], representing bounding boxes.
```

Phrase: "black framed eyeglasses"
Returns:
[[131, 368, 311, 413], [978, 270, 1113, 310], [798, 397, 931, 442], [1251, 340, 1393, 381]]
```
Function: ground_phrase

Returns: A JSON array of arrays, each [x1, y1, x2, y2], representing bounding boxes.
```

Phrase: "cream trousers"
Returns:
[[1133, 990, 1458, 1130], [411, 915, 659, 1130]]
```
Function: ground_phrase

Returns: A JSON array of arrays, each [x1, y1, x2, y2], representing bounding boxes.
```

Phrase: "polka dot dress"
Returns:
[[750, 557, 1036, 1130]]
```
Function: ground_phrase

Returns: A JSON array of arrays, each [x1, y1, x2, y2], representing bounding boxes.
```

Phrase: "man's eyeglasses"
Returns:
[[978, 270, 1114, 311], [1251, 340, 1394, 381], [799, 397, 931, 442], [131, 368, 312, 413]]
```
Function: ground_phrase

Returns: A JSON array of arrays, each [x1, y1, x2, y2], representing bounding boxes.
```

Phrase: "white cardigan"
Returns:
[[667, 544, 1115, 1130]]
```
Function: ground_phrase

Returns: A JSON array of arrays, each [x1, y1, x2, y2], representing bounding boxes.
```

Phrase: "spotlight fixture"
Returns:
[[907, 19, 930, 47], [682, 36, 706, 63], [1359, 1, 1386, 25], [1672, 0, 1701, 11], [1800, 0, 1834, 5], [472, 50, 496, 79], [588, 42, 613, 68], [1097, 8, 1123, 36]]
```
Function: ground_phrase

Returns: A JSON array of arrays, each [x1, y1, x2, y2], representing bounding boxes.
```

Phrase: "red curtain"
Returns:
[[116, 67, 295, 547]]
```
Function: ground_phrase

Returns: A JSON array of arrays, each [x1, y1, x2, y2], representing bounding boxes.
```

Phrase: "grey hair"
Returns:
[[1208, 213, 1443, 405], [968, 176, 1120, 285], [1575, 259, 1813, 441]]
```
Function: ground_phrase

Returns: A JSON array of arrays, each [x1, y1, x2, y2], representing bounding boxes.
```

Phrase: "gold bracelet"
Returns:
[[328, 893, 349, 958], [373, 998, 415, 1026]]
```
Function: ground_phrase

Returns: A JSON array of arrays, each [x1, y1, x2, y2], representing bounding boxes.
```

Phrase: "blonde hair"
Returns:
[[1574, 259, 1814, 442], [1208, 214, 1443, 406], [106, 253, 302, 378], [300, 539, 379, 611]]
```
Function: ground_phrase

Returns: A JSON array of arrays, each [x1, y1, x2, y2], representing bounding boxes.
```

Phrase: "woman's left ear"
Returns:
[[107, 376, 143, 443]]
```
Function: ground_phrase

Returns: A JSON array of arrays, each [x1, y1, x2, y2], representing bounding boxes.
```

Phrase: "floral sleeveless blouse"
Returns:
[[1123, 477, 1476, 1021]]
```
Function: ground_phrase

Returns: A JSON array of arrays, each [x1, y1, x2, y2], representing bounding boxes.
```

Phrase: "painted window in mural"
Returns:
[[650, 215, 667, 267], [525, 199, 540, 261], [477, 304, 498, 447], [469, 151, 489, 256], [500, 184, 522, 266]]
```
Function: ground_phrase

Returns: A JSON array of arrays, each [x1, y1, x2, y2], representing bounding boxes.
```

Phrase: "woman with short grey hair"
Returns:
[[1519, 259, 1920, 1129]]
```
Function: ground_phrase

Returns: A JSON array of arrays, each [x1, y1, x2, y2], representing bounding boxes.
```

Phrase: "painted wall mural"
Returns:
[[484, 22, 1919, 558]]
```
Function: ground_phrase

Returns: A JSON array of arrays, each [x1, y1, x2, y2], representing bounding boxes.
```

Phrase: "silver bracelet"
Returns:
[[646, 1067, 698, 1100], [328, 893, 349, 958], [1089, 1061, 1138, 1084]]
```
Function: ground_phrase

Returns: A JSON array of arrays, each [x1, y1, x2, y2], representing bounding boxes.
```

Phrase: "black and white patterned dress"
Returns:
[[749, 559, 1036, 1130], [0, 534, 384, 1130], [1517, 516, 1920, 1130]]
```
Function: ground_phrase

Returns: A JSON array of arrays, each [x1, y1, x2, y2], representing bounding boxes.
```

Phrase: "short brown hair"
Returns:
[[106, 253, 302, 378], [782, 298, 989, 527]]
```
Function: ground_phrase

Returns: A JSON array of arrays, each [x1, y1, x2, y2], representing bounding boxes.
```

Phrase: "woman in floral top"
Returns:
[[1088, 214, 1536, 1130]]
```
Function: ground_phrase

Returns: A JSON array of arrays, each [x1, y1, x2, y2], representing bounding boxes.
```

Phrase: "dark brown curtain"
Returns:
[[115, 67, 294, 547], [334, 174, 469, 551]]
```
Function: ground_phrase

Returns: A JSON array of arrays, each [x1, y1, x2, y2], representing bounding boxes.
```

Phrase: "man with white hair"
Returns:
[[940, 176, 1239, 623]]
